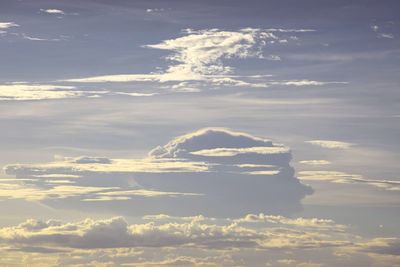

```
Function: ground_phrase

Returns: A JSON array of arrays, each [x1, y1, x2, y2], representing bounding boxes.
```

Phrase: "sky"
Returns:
[[0, 0, 400, 266]]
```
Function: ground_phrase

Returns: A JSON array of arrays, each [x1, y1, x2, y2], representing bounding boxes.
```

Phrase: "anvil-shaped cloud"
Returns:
[[3, 128, 312, 216]]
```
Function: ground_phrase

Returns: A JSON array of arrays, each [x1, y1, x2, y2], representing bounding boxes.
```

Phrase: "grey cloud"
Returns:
[[298, 171, 400, 192], [4, 128, 312, 216], [359, 238, 400, 256], [72, 156, 112, 164]]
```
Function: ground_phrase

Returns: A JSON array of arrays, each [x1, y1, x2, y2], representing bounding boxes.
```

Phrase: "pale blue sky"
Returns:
[[0, 1, 399, 266]]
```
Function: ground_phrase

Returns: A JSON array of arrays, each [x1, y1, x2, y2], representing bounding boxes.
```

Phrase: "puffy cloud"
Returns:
[[149, 127, 276, 158], [0, 214, 395, 266], [0, 214, 350, 251], [65, 28, 277, 84], [144, 28, 274, 80], [4, 128, 312, 216], [305, 140, 354, 149], [234, 213, 347, 231]]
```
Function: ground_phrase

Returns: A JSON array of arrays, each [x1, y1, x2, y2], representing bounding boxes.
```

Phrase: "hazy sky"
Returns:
[[0, 0, 399, 266]]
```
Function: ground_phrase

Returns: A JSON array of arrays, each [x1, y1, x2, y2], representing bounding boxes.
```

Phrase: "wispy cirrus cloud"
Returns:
[[299, 160, 331, 165], [298, 171, 400, 192], [305, 140, 354, 149], [0, 83, 112, 101], [0, 83, 82, 101]]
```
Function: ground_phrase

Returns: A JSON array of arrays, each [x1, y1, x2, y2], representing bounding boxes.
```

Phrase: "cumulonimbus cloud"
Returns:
[[3, 128, 312, 216]]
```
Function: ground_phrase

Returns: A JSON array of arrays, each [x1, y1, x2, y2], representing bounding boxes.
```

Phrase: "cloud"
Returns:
[[299, 160, 331, 165], [0, 83, 109, 101], [0, 22, 19, 30], [62, 28, 335, 91], [146, 8, 165, 13], [359, 238, 400, 256], [370, 23, 395, 40], [298, 171, 400, 191], [379, 33, 394, 39], [0, 214, 393, 266], [20, 33, 63, 42], [305, 140, 354, 149], [115, 92, 158, 97], [63, 27, 278, 87], [273, 80, 347, 86], [0, 83, 80, 101], [72, 156, 112, 164], [371, 25, 379, 32], [144, 28, 274, 80], [149, 127, 276, 158], [4, 128, 312, 216], [0, 214, 350, 251], [234, 213, 347, 231], [40, 9, 65, 15]]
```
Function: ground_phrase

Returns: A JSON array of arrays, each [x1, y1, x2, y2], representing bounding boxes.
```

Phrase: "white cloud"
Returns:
[[146, 8, 165, 13], [149, 127, 275, 158], [0, 22, 19, 29], [234, 213, 346, 231], [299, 160, 331, 165], [0, 181, 201, 202], [305, 140, 354, 149], [64, 28, 277, 86], [40, 9, 65, 15], [145, 28, 275, 80], [20, 33, 62, 42], [0, 83, 82, 101], [0, 83, 111, 101], [0, 183, 116, 201], [275, 80, 347, 86], [379, 33, 394, 39], [371, 25, 379, 32], [370, 24, 395, 40], [62, 28, 335, 91], [0, 214, 351, 251], [116, 92, 158, 97], [298, 171, 400, 191], [190, 146, 289, 157]]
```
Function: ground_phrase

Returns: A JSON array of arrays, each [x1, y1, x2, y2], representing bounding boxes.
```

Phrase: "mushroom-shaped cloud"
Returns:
[[140, 128, 312, 216], [3, 128, 312, 217]]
